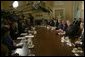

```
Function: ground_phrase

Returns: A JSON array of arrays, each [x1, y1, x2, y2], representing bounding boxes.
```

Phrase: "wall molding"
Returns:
[[54, 1, 64, 5]]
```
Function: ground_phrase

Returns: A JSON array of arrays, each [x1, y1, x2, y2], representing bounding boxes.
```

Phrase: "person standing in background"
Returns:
[[29, 13, 34, 27]]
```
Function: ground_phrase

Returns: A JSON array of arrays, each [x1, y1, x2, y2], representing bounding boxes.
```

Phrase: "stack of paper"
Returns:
[[25, 35, 34, 38], [21, 33, 27, 35]]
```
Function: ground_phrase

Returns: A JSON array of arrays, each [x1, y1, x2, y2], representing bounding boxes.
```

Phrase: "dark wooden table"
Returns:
[[14, 27, 84, 56], [31, 27, 75, 56]]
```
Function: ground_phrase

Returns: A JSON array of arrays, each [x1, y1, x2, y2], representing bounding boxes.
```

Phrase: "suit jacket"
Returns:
[[58, 23, 63, 29]]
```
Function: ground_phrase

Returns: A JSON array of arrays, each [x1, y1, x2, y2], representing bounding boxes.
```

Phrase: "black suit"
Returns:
[[29, 15, 34, 27]]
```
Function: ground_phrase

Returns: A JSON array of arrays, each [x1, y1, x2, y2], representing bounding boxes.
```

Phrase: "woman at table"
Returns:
[[1, 24, 22, 55]]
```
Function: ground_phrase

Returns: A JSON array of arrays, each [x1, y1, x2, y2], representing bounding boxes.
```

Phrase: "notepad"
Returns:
[[17, 37, 25, 39], [16, 43, 23, 46], [75, 53, 79, 56], [25, 35, 34, 38]]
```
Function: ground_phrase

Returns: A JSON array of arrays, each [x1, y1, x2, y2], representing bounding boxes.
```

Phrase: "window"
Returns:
[[82, 1, 84, 10], [80, 1, 84, 19], [81, 1, 84, 19]]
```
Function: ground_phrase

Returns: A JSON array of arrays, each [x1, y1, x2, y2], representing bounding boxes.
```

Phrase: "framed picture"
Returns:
[[55, 8, 65, 19]]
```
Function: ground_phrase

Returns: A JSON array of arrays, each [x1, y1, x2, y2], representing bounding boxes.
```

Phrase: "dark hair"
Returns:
[[65, 20, 81, 38], [1, 26, 10, 37]]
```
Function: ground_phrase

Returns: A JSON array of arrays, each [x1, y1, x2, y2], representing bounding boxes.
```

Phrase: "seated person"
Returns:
[[57, 19, 63, 29], [80, 24, 84, 43], [55, 19, 59, 29], [49, 20, 55, 26], [75, 22, 84, 49], [53, 18, 57, 27], [71, 21, 84, 56], [56, 19, 68, 35], [65, 20, 81, 39], [80, 30, 84, 50], [1, 24, 22, 55], [62, 20, 71, 35], [10, 21, 19, 40]]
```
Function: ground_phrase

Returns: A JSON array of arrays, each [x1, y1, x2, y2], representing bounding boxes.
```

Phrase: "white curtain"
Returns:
[[75, 9, 80, 19]]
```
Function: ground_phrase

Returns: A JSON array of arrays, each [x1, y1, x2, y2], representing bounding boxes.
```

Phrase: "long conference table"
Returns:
[[14, 26, 83, 56], [31, 27, 74, 56]]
